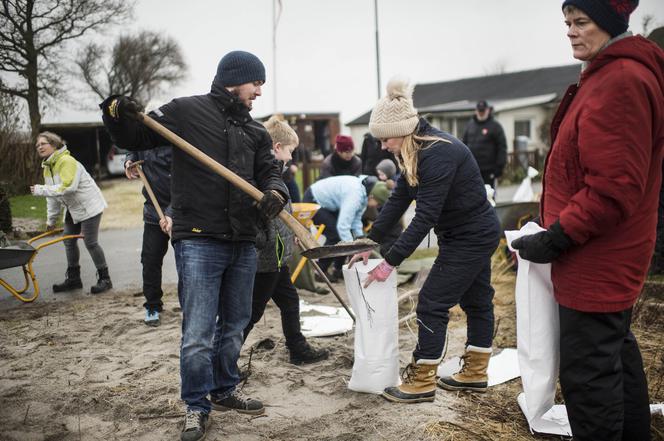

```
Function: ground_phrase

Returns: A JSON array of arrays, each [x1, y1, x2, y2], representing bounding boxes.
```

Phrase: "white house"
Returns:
[[346, 64, 581, 156]]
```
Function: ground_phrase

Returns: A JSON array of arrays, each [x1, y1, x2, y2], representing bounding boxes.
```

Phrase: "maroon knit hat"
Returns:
[[562, 0, 638, 37], [335, 135, 354, 153]]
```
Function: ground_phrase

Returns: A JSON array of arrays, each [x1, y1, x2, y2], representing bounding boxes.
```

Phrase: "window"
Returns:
[[514, 119, 532, 138], [455, 118, 468, 139]]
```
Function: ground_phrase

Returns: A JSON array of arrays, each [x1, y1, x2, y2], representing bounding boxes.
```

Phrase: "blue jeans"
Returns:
[[174, 238, 257, 413]]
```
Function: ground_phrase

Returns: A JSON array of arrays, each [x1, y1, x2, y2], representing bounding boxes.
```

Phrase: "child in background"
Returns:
[[243, 115, 329, 365]]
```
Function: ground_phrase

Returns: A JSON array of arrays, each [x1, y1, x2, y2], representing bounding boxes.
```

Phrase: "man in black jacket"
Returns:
[[101, 51, 287, 441], [462, 100, 507, 190], [124, 146, 172, 327]]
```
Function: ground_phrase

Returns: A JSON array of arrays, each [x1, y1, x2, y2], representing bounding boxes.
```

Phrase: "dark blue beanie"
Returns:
[[214, 51, 265, 87], [562, 0, 638, 37]]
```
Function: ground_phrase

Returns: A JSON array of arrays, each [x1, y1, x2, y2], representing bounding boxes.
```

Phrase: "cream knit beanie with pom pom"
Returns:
[[369, 76, 419, 139]]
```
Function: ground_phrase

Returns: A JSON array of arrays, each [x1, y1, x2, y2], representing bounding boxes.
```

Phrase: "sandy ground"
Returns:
[[3, 180, 663, 440], [1, 268, 663, 441]]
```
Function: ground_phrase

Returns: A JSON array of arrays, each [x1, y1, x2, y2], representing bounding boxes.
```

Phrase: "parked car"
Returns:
[[106, 145, 129, 176]]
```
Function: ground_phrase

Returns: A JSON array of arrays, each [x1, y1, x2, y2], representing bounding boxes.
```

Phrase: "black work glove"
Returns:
[[256, 190, 286, 221], [99, 95, 143, 122], [511, 220, 573, 264]]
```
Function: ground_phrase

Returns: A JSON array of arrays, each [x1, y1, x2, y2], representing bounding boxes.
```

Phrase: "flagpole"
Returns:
[[374, 0, 381, 99], [272, 0, 279, 112]]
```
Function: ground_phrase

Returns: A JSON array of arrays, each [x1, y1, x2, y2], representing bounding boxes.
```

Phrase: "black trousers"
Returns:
[[559, 305, 651, 441], [413, 251, 495, 360], [243, 265, 306, 350], [303, 188, 345, 273], [141, 222, 170, 312], [480, 170, 496, 189]]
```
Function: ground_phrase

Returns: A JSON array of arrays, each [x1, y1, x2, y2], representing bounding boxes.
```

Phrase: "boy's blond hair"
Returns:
[[264, 114, 299, 147]]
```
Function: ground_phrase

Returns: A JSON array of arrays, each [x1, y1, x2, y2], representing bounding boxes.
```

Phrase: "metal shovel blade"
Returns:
[[301, 238, 378, 260]]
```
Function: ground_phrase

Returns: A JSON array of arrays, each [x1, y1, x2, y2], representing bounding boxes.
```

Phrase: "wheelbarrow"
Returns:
[[493, 201, 540, 273], [290, 202, 325, 283], [0, 229, 83, 302], [494, 201, 540, 234]]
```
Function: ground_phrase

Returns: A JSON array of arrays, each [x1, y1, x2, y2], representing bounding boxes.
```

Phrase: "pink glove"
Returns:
[[363, 260, 394, 288], [348, 250, 371, 269]]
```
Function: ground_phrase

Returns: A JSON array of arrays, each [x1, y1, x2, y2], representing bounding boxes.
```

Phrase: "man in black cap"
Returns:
[[100, 50, 287, 441], [462, 100, 507, 190]]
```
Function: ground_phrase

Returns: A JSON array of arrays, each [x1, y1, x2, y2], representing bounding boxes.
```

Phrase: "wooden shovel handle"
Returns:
[[126, 160, 165, 221], [138, 113, 319, 251]]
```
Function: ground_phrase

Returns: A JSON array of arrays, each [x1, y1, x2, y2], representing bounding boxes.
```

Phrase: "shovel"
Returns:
[[138, 113, 377, 260], [126, 160, 165, 220]]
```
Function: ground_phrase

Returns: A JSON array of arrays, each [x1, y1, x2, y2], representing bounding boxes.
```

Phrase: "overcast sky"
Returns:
[[47, 0, 663, 129]]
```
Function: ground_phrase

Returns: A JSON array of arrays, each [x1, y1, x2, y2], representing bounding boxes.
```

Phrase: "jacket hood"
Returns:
[[583, 35, 664, 94], [42, 147, 70, 167]]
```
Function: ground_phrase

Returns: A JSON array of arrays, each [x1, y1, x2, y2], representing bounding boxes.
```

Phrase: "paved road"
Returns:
[[0, 227, 177, 308], [0, 181, 541, 309]]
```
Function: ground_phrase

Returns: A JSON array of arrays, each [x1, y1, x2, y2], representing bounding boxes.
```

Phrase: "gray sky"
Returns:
[[47, 0, 663, 129]]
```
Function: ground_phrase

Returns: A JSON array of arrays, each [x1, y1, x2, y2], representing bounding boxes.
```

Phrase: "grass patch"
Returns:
[[9, 194, 46, 219]]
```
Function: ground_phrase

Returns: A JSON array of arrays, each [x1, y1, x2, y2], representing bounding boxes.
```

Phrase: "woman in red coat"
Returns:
[[512, 1, 664, 440]]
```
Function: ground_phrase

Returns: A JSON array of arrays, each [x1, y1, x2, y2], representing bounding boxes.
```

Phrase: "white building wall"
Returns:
[[348, 103, 552, 154], [494, 105, 550, 152]]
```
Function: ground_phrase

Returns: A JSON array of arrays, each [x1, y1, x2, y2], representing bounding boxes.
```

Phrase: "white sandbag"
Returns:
[[343, 259, 400, 394], [512, 166, 539, 203], [506, 223, 572, 436]]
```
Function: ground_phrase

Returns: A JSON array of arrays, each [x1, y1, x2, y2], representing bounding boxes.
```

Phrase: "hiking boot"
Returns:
[[437, 345, 492, 393], [382, 357, 440, 403], [210, 389, 264, 415], [144, 308, 160, 327], [52, 266, 83, 292], [180, 409, 210, 441], [289, 341, 330, 365], [90, 267, 112, 294]]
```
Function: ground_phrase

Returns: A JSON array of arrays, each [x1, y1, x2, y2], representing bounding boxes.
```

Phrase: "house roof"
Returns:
[[347, 63, 581, 126]]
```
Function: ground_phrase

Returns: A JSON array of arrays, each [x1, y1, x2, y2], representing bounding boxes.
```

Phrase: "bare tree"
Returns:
[[0, 0, 133, 138], [483, 58, 509, 76], [0, 92, 38, 198], [77, 30, 187, 105]]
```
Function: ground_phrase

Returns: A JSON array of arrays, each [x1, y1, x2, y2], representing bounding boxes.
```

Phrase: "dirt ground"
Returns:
[[1, 260, 662, 441]]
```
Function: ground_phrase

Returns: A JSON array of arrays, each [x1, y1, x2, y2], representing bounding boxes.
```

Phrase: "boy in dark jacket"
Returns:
[[243, 115, 329, 365], [101, 51, 287, 441], [124, 146, 172, 326]]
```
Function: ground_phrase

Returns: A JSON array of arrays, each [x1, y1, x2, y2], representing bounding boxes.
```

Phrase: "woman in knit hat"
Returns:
[[318, 134, 362, 179], [511, 1, 662, 439], [349, 77, 501, 403]]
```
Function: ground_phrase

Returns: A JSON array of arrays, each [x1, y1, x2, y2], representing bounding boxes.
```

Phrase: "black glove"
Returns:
[[256, 190, 286, 221], [100, 95, 143, 122], [511, 220, 573, 263]]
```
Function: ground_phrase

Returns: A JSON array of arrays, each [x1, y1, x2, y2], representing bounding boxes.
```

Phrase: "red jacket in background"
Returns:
[[542, 35, 664, 313]]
